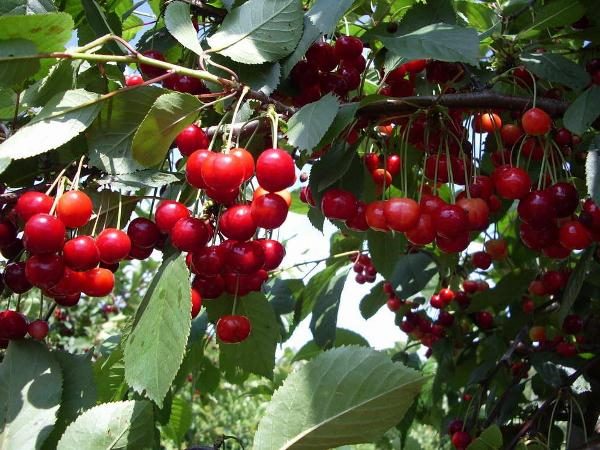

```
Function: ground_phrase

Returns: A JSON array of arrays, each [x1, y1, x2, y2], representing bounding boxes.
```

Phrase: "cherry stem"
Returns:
[[72, 155, 86, 191], [226, 86, 249, 151], [267, 105, 278, 149], [116, 191, 123, 230]]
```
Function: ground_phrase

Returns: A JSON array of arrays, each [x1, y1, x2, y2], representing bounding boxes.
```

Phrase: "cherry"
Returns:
[[205, 185, 238, 205], [406, 214, 436, 245], [522, 296, 535, 313], [15, 191, 53, 222], [436, 231, 470, 253], [0, 219, 17, 248], [346, 201, 370, 232], [23, 213, 65, 255], [371, 168, 392, 187], [83, 268, 115, 297], [0, 310, 27, 339], [448, 419, 464, 435], [253, 186, 291, 207], [475, 311, 494, 330], [257, 239, 285, 270], [404, 59, 427, 73], [256, 148, 296, 193], [383, 198, 420, 232], [472, 251, 492, 269], [175, 124, 209, 157], [306, 41, 339, 72], [521, 107, 552, 136], [48, 267, 84, 297], [386, 154, 402, 176], [559, 220, 591, 250], [290, 60, 320, 89], [192, 274, 225, 299], [563, 314, 584, 334], [230, 147, 255, 181], [4, 262, 32, 294], [549, 182, 578, 217], [386, 66, 407, 85], [170, 217, 209, 252], [185, 149, 212, 189], [168, 75, 207, 95], [56, 190, 93, 228], [477, 112, 502, 133], [26, 319, 49, 340], [251, 193, 289, 229], [556, 341, 577, 358], [321, 189, 358, 221], [192, 245, 227, 276], [365, 200, 388, 231], [554, 128, 572, 146], [493, 166, 531, 200], [201, 153, 245, 191], [387, 297, 402, 311], [226, 241, 265, 274], [430, 294, 445, 309], [96, 228, 132, 264], [364, 153, 380, 172], [420, 194, 445, 216], [62, 236, 99, 273], [500, 123, 524, 146], [216, 315, 251, 343], [337, 66, 361, 91], [127, 217, 160, 249], [155, 200, 190, 233], [1, 237, 23, 260], [436, 204, 468, 238], [128, 246, 154, 261], [484, 239, 508, 260], [451, 431, 471, 450], [437, 311, 454, 327], [219, 205, 257, 241], [191, 288, 202, 319], [125, 74, 144, 87], [139, 50, 167, 78], [25, 253, 64, 289], [517, 190, 556, 227], [299, 186, 316, 206], [541, 270, 566, 294], [335, 36, 363, 59], [457, 197, 489, 231]]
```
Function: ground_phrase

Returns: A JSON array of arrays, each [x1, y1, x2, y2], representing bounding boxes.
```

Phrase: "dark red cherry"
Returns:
[[127, 217, 160, 249], [517, 190, 556, 228], [251, 193, 289, 229], [290, 60, 320, 89], [256, 149, 296, 192], [155, 200, 190, 233], [257, 239, 285, 271], [27, 320, 49, 340], [335, 36, 363, 59], [128, 244, 153, 260], [4, 262, 32, 294], [15, 191, 53, 222], [25, 253, 64, 289], [170, 75, 207, 95], [226, 241, 265, 275], [436, 231, 470, 253], [0, 219, 17, 248], [321, 189, 358, 221], [337, 66, 361, 91], [95, 228, 132, 264], [219, 205, 257, 241], [1, 238, 23, 260], [475, 311, 494, 330], [549, 182, 579, 217], [216, 315, 251, 343], [23, 213, 65, 255], [346, 201, 370, 232], [192, 245, 227, 276], [192, 274, 225, 299], [139, 50, 167, 78], [559, 220, 591, 250], [562, 314, 584, 334], [436, 204, 468, 238], [0, 310, 28, 339], [472, 251, 492, 270], [63, 236, 100, 271], [170, 217, 209, 252], [306, 41, 338, 72], [176, 125, 209, 157]]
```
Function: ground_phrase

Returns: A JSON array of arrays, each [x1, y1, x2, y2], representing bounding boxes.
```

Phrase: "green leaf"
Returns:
[[132, 91, 201, 167], [309, 267, 350, 348], [42, 351, 97, 450], [359, 281, 387, 320], [520, 53, 590, 91], [396, 0, 456, 34], [306, 0, 353, 35], [124, 254, 192, 407], [297, 261, 346, 322], [517, 0, 585, 39], [93, 345, 127, 404], [207, 0, 304, 64], [56, 400, 155, 450], [557, 246, 595, 324], [586, 151, 600, 205], [22, 60, 78, 107], [88, 86, 163, 175], [0, 89, 103, 160], [254, 346, 426, 449], [0, 0, 56, 15], [165, 1, 203, 55], [389, 252, 438, 299], [281, 16, 321, 77], [81, 0, 125, 55], [564, 86, 600, 136], [205, 292, 280, 379], [0, 39, 40, 88], [0, 88, 17, 119], [293, 328, 369, 362], [380, 23, 480, 66], [97, 170, 181, 191], [0, 340, 62, 450], [316, 103, 359, 149], [467, 269, 537, 313], [0, 12, 73, 54], [163, 396, 192, 447], [455, 1, 496, 31], [287, 93, 340, 152], [467, 425, 503, 450], [367, 230, 407, 279], [209, 55, 281, 94], [308, 142, 357, 195]]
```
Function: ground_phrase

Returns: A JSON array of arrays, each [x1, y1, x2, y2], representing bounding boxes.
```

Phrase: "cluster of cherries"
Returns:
[[350, 253, 377, 285]]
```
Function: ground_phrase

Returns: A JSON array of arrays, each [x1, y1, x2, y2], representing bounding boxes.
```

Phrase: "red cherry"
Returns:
[[125, 74, 144, 87], [25, 253, 64, 289], [517, 190, 556, 227], [256, 148, 296, 193], [554, 128, 572, 146], [549, 182, 579, 218], [191, 288, 202, 319], [56, 191, 93, 228], [192, 274, 225, 299], [127, 217, 160, 249], [0, 219, 17, 248], [83, 268, 115, 297], [386, 297, 402, 311], [386, 66, 407, 85], [205, 186, 238, 205], [306, 41, 338, 72], [436, 204, 468, 238], [230, 147, 255, 182], [335, 35, 363, 59], [170, 217, 209, 252], [176, 125, 209, 157], [493, 166, 531, 200], [457, 197, 489, 231], [299, 186, 316, 206], [386, 155, 402, 176], [563, 314, 584, 334], [448, 419, 464, 436], [365, 201, 388, 231], [4, 262, 32, 294], [437, 311, 454, 327], [95, 228, 131, 264], [364, 153, 380, 172], [383, 198, 420, 232], [371, 168, 392, 187], [257, 239, 285, 271], [559, 220, 591, 250], [47, 267, 84, 298], [451, 430, 471, 449], [139, 50, 167, 78], [430, 294, 445, 309], [436, 231, 470, 253], [23, 213, 65, 255], [420, 194, 445, 216], [1, 238, 23, 260], [216, 315, 251, 343], [521, 107, 552, 136], [346, 201, 370, 232], [192, 245, 227, 276], [475, 311, 494, 330], [185, 150, 212, 189], [541, 270, 564, 294], [155, 200, 190, 233], [404, 59, 427, 73], [201, 153, 245, 191], [484, 239, 508, 260], [476, 112, 502, 133], [169, 75, 207, 94], [290, 60, 320, 89], [472, 251, 492, 269], [556, 342, 577, 358], [15, 191, 53, 222], [500, 123, 524, 146], [226, 241, 265, 275], [27, 320, 49, 340], [321, 189, 358, 221], [0, 310, 28, 339], [219, 205, 257, 241], [251, 193, 289, 229], [406, 214, 436, 246]]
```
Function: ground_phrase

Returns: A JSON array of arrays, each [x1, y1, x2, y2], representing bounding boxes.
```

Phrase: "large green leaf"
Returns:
[[254, 346, 426, 449], [132, 91, 201, 167], [309, 267, 350, 348], [124, 254, 192, 407], [0, 340, 63, 450], [306, 0, 353, 35], [293, 328, 369, 362], [380, 23, 480, 66], [467, 425, 503, 450], [563, 86, 600, 136], [205, 292, 280, 379], [97, 170, 181, 192], [367, 230, 407, 279], [586, 151, 600, 205], [42, 351, 97, 450], [281, 16, 321, 77], [56, 401, 155, 450], [359, 281, 387, 320], [0, 89, 103, 160], [163, 396, 192, 447], [0, 0, 57, 15], [516, 0, 585, 39], [88, 86, 163, 175], [81, 0, 124, 55], [165, 1, 203, 56], [557, 246, 595, 324], [207, 0, 304, 64], [308, 141, 357, 196], [0, 39, 40, 88], [520, 53, 590, 91], [287, 93, 340, 152], [22, 60, 78, 107], [455, 1, 497, 31], [389, 252, 438, 299]]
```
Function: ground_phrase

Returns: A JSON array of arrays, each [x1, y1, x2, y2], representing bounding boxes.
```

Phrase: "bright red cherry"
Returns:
[[406, 214, 436, 246], [256, 148, 296, 193], [48, 267, 84, 298], [4, 261, 32, 294], [27, 320, 49, 340], [475, 311, 494, 330], [334, 36, 363, 59], [364, 153, 380, 172], [216, 315, 251, 343], [185, 149, 213, 189], [169, 75, 207, 94], [559, 220, 591, 250], [226, 241, 265, 275], [436, 204, 468, 238], [371, 168, 392, 187], [549, 182, 579, 217], [62, 236, 99, 271], [23, 213, 65, 254], [493, 166, 531, 200], [15, 191, 53, 222], [386, 154, 402, 176], [95, 228, 132, 264], [346, 201, 370, 232], [139, 50, 167, 78], [521, 107, 552, 136], [25, 253, 64, 289], [436, 231, 470, 253], [171, 217, 209, 252], [230, 147, 255, 182], [56, 190, 93, 228], [306, 41, 338, 72], [155, 200, 190, 233], [404, 59, 427, 73], [257, 239, 285, 271], [0, 219, 17, 248], [0, 310, 28, 339], [191, 288, 202, 319], [175, 124, 209, 157], [201, 152, 245, 191], [321, 189, 358, 221], [127, 217, 160, 249], [365, 200, 388, 231], [125, 74, 144, 87], [457, 197, 489, 231], [472, 251, 492, 269], [251, 193, 289, 229], [383, 198, 420, 232], [219, 205, 257, 241], [451, 430, 471, 450], [83, 268, 115, 297], [517, 190, 556, 227]]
